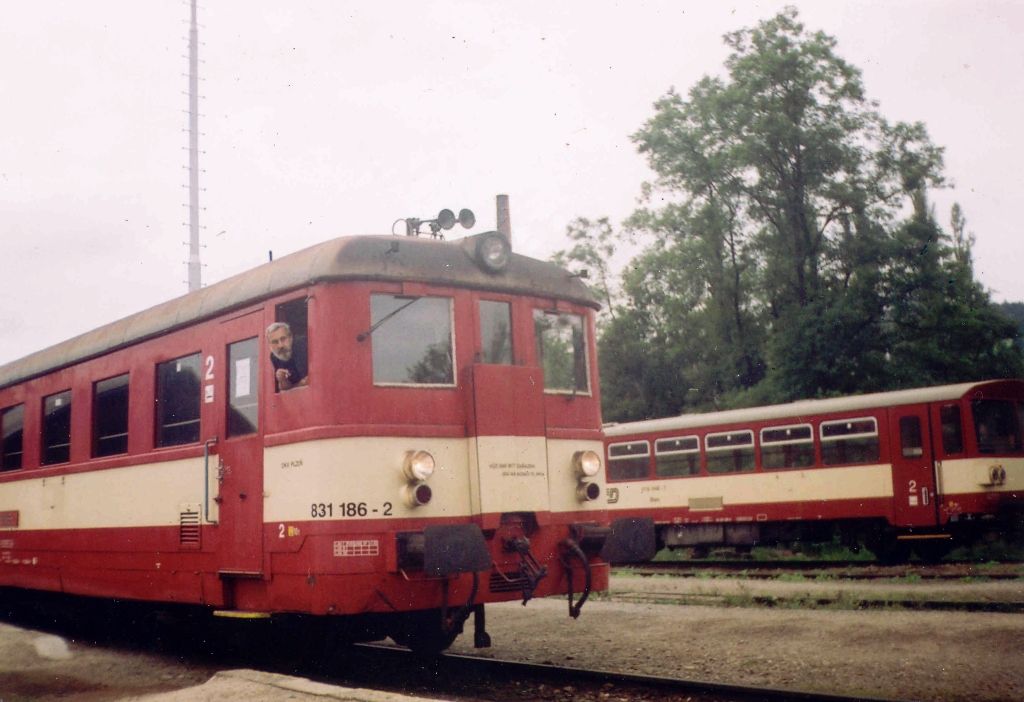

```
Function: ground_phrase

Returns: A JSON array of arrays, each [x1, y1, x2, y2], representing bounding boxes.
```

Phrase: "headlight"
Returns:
[[404, 450, 435, 482], [573, 450, 602, 478], [576, 481, 601, 502], [402, 482, 433, 508], [475, 232, 511, 273]]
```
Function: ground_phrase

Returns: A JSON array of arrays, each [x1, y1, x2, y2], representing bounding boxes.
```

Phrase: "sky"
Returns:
[[2, 1, 1023, 364]]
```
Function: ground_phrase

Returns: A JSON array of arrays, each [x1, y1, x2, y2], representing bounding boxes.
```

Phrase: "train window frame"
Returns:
[[155, 353, 203, 448], [92, 373, 130, 458], [41, 389, 72, 466], [272, 297, 310, 393], [819, 416, 880, 466], [478, 299, 513, 365], [1, 404, 25, 471], [971, 399, 1023, 454], [533, 309, 591, 395], [705, 430, 756, 474], [939, 404, 964, 455], [607, 440, 651, 481], [760, 423, 815, 470], [654, 435, 701, 477], [228, 337, 260, 437], [899, 416, 924, 458], [369, 294, 456, 387]]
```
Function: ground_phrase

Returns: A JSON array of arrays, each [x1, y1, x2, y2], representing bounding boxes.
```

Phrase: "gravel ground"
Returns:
[[445, 574, 1024, 702]]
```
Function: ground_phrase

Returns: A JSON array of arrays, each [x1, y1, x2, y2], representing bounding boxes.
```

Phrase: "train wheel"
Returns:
[[867, 534, 911, 565], [912, 540, 952, 563], [388, 609, 461, 655]]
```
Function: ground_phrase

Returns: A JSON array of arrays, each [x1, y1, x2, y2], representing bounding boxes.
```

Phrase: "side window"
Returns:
[[655, 436, 700, 476], [42, 390, 72, 465], [972, 399, 1022, 454], [899, 416, 924, 458], [370, 295, 454, 385], [1, 404, 24, 471], [93, 374, 130, 457], [820, 417, 880, 465], [705, 430, 755, 473], [607, 441, 650, 480], [269, 298, 309, 392], [155, 354, 202, 447], [761, 424, 814, 470], [479, 300, 512, 364], [533, 310, 589, 394], [228, 338, 259, 437], [940, 404, 964, 454]]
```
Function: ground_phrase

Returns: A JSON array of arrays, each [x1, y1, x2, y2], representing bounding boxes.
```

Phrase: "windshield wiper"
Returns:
[[356, 297, 420, 342]]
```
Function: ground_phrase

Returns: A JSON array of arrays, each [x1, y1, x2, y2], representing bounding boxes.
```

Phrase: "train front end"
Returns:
[[255, 227, 611, 651]]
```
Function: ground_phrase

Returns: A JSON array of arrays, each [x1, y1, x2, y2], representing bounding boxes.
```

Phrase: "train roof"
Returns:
[[0, 233, 598, 390], [604, 379, 1024, 438]]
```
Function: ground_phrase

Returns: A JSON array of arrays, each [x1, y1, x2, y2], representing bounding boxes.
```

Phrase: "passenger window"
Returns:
[[533, 310, 589, 394], [607, 441, 650, 480], [1, 404, 24, 471], [370, 295, 454, 385], [228, 338, 259, 437], [655, 436, 700, 476], [820, 418, 880, 465], [479, 300, 512, 364], [155, 354, 202, 447], [269, 298, 309, 392], [42, 390, 72, 465], [93, 374, 130, 457], [940, 405, 963, 454], [761, 424, 815, 469], [899, 416, 924, 458], [705, 430, 755, 473]]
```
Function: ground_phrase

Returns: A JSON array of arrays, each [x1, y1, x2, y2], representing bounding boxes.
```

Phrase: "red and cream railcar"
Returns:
[[603, 380, 1024, 561], [0, 227, 614, 650]]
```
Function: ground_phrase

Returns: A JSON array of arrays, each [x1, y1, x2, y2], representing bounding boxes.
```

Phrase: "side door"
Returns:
[[888, 405, 940, 528], [215, 312, 265, 575]]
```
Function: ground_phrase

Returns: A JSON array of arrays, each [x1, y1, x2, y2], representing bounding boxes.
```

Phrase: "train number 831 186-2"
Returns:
[[310, 502, 393, 518]]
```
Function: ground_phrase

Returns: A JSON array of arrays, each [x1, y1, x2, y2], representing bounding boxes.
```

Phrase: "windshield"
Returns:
[[370, 295, 454, 385], [972, 399, 1023, 454]]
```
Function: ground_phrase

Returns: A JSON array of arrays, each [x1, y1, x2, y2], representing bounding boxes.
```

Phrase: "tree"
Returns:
[[580, 7, 1022, 419], [551, 217, 622, 326]]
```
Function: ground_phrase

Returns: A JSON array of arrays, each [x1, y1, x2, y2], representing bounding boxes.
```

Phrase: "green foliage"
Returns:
[[560, 7, 1024, 419]]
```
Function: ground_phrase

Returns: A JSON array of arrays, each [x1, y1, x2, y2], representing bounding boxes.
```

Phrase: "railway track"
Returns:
[[618, 559, 1024, 580], [344, 643, 903, 702]]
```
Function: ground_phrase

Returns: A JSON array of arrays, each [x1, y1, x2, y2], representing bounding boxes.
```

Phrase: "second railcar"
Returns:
[[603, 380, 1024, 562]]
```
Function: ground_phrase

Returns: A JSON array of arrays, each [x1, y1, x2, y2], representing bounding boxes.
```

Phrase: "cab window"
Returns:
[[972, 400, 1022, 454], [479, 300, 512, 364], [271, 298, 309, 392], [370, 295, 454, 385], [940, 404, 964, 454], [533, 310, 589, 394]]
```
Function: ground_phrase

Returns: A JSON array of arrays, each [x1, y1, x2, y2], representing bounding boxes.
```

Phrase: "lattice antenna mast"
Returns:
[[186, 0, 202, 292]]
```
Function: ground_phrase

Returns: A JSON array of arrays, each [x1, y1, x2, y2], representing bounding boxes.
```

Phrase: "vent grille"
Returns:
[[179, 506, 201, 548], [489, 568, 528, 593]]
